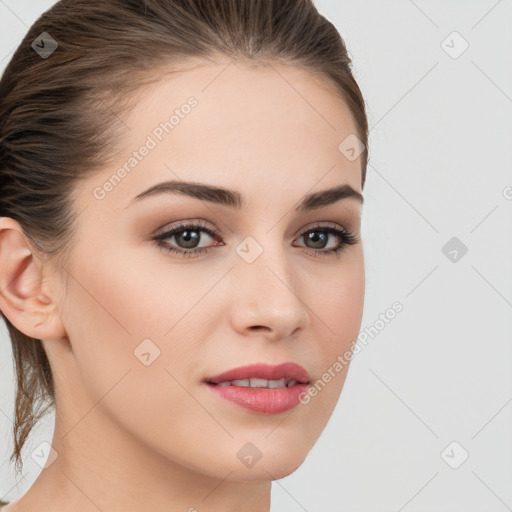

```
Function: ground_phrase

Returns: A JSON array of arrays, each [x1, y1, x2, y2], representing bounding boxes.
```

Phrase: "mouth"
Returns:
[[205, 361, 310, 386], [203, 362, 311, 414], [209, 377, 301, 388]]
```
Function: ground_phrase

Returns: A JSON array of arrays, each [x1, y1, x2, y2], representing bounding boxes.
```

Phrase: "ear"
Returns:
[[0, 217, 67, 340]]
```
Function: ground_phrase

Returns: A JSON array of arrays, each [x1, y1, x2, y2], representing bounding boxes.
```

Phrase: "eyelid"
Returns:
[[296, 220, 346, 236], [153, 218, 221, 239]]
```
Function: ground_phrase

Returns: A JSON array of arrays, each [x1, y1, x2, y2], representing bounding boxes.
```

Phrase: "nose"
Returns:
[[229, 242, 310, 341]]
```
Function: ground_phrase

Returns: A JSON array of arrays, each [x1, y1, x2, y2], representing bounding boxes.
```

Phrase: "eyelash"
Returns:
[[152, 219, 359, 259]]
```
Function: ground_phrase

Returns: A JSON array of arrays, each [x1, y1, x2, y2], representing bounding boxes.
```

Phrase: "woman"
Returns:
[[0, 0, 368, 510]]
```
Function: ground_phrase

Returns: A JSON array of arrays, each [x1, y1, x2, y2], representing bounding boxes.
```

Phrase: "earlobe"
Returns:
[[0, 217, 67, 340]]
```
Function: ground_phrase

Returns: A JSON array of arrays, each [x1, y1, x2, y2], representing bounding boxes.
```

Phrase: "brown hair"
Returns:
[[0, 0, 369, 476]]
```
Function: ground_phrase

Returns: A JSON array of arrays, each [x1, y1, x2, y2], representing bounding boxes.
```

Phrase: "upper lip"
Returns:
[[205, 362, 310, 384]]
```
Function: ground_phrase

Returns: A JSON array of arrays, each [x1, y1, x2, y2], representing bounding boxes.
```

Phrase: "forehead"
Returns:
[[81, 58, 362, 214]]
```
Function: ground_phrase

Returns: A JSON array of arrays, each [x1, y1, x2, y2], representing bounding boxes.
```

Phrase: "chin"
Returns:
[[264, 456, 307, 480], [223, 446, 310, 483]]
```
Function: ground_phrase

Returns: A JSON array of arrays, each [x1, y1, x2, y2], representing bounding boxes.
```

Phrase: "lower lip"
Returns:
[[204, 382, 310, 414]]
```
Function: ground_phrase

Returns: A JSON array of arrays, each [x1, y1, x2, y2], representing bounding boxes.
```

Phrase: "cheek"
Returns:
[[312, 255, 365, 348], [59, 253, 233, 465], [60, 245, 230, 399], [66, 244, 223, 341], [303, 253, 364, 403]]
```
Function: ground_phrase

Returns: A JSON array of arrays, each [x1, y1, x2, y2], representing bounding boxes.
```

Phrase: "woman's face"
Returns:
[[48, 58, 365, 481]]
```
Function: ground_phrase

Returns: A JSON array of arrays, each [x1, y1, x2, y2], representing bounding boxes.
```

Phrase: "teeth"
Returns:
[[215, 378, 296, 388], [249, 378, 269, 387], [268, 378, 286, 388], [232, 379, 250, 386]]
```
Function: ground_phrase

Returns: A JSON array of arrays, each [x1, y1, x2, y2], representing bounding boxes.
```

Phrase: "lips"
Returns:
[[204, 363, 312, 414], [205, 362, 311, 385]]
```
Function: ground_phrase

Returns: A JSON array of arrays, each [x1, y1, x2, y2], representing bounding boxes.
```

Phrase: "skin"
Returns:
[[0, 56, 365, 512]]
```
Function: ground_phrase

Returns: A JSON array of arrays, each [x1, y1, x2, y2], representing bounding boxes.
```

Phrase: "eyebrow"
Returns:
[[128, 180, 363, 212]]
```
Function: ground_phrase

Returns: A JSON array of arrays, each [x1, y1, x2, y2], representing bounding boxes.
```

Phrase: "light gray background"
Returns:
[[1, 1, 511, 510]]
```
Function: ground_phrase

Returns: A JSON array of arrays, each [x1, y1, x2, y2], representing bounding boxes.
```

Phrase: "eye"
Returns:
[[152, 220, 359, 259], [293, 223, 359, 258], [152, 219, 222, 258]]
